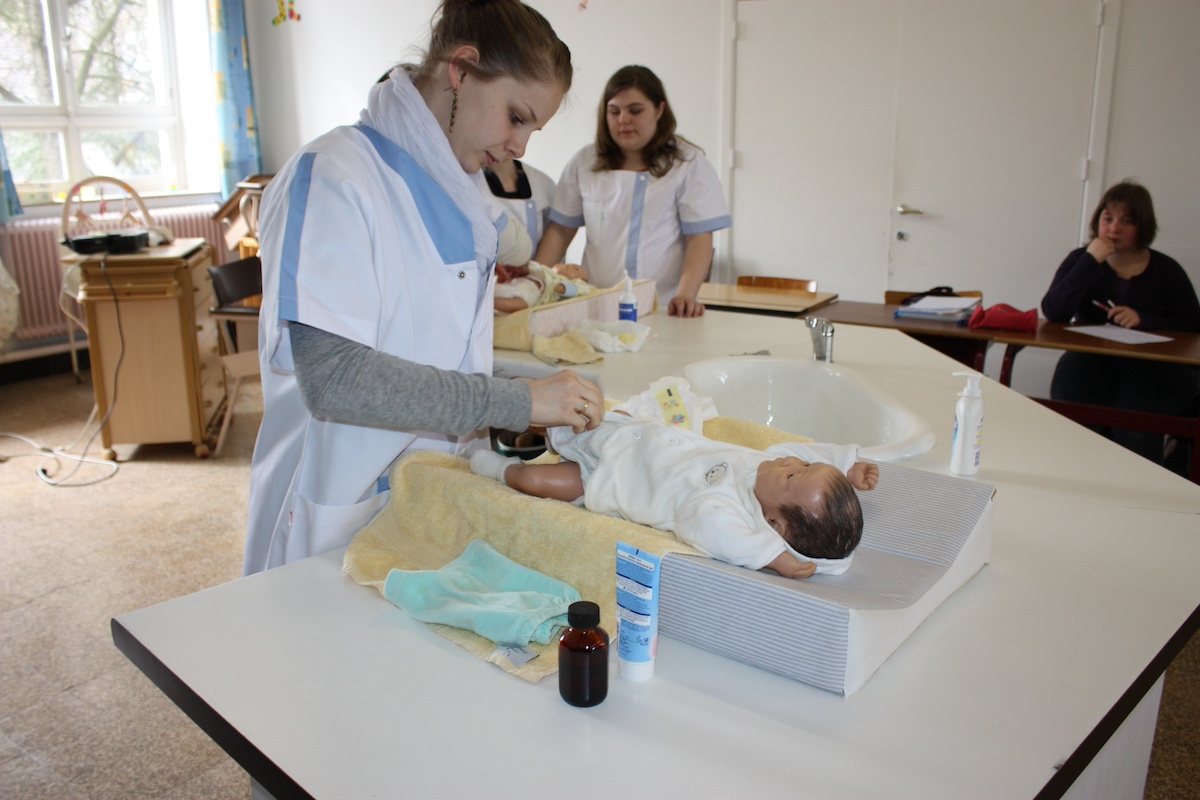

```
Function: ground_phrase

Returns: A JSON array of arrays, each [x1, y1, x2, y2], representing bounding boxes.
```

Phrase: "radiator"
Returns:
[[0, 204, 236, 350]]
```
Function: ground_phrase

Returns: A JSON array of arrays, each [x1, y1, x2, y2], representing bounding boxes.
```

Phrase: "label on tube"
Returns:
[[616, 542, 660, 681]]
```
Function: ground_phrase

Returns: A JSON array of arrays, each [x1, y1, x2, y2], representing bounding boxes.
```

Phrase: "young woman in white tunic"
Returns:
[[482, 157, 557, 254], [534, 65, 731, 317], [244, 0, 602, 579]]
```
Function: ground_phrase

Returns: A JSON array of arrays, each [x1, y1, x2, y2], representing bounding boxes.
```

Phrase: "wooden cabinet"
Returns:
[[69, 239, 224, 458]]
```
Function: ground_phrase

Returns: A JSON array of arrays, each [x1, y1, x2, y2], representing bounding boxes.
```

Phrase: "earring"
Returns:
[[449, 88, 459, 133]]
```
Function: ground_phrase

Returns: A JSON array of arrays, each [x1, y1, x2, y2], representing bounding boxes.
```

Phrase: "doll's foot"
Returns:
[[469, 450, 522, 486]]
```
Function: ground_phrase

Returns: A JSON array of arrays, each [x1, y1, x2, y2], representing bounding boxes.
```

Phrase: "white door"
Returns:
[[887, 0, 1100, 311], [730, 0, 1101, 310]]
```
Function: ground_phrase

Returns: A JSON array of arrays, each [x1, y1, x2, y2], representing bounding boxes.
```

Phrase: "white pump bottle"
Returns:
[[950, 371, 984, 476]]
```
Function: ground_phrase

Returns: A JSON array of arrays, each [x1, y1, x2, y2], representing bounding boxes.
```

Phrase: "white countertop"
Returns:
[[115, 311, 1200, 799]]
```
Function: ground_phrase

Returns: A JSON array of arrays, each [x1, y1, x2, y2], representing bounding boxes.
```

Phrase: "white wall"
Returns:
[[244, 0, 1199, 396], [245, 0, 724, 180]]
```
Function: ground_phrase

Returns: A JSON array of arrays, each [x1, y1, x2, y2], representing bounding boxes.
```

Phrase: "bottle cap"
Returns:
[[619, 657, 655, 682], [567, 600, 600, 628]]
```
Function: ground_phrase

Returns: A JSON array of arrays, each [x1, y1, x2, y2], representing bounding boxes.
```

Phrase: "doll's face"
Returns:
[[754, 457, 839, 536]]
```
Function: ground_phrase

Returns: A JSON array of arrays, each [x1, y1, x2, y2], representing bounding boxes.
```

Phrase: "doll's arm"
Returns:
[[764, 551, 816, 580], [494, 295, 530, 314], [847, 462, 879, 491]]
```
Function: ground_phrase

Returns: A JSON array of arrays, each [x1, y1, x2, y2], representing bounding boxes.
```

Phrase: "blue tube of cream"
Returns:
[[616, 542, 660, 681]]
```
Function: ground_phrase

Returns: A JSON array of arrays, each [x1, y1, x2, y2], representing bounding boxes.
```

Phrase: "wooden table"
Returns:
[[807, 299, 993, 371], [697, 282, 839, 317], [992, 321, 1200, 481]]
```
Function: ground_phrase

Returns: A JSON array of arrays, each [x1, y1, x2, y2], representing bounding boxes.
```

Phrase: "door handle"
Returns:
[[896, 204, 925, 215]]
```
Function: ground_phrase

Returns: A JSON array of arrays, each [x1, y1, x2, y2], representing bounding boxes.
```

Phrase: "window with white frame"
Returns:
[[0, 0, 218, 205]]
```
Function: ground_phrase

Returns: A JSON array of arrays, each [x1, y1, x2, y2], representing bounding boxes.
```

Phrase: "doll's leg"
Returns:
[[505, 460, 585, 502]]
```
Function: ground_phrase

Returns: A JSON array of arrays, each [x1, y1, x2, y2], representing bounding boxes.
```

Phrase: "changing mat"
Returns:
[[343, 416, 810, 682], [493, 278, 657, 352], [659, 464, 996, 695]]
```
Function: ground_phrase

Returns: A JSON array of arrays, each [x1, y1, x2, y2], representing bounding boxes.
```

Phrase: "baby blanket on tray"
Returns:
[[343, 417, 813, 683]]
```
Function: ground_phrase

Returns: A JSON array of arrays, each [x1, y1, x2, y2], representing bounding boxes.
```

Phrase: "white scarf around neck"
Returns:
[[360, 68, 497, 275]]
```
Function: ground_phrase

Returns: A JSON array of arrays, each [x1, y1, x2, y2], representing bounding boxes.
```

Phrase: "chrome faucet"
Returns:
[[807, 317, 834, 362]]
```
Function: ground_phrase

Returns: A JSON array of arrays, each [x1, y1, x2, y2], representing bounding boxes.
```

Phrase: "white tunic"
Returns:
[[244, 73, 498, 575], [482, 160, 557, 251], [553, 420, 859, 573], [547, 142, 731, 302]]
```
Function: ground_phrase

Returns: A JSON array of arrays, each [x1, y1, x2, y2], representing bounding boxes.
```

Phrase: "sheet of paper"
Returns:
[[1066, 325, 1174, 345]]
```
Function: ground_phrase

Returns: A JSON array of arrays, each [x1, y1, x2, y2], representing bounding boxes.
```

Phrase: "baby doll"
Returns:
[[471, 412, 879, 579], [494, 261, 592, 315]]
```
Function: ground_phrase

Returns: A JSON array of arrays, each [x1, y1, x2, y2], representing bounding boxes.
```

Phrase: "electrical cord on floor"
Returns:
[[0, 255, 124, 487]]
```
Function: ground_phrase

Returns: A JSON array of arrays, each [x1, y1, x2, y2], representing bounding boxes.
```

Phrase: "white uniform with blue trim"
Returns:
[[548, 141, 731, 302], [482, 159, 556, 252], [244, 72, 498, 575]]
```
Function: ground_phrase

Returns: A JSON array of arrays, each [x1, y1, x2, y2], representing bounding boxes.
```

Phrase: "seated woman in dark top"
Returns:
[[1041, 180, 1200, 475]]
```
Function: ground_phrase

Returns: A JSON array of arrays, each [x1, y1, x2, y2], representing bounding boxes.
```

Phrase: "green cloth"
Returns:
[[382, 540, 580, 646]]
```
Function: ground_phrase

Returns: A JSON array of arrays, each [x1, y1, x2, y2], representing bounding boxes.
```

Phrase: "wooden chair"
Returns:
[[207, 256, 262, 456], [737, 276, 818, 292], [885, 288, 986, 370]]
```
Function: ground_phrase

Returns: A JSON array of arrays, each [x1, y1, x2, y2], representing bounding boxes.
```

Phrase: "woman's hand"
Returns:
[[764, 551, 816, 579], [1108, 304, 1141, 329], [523, 369, 604, 433], [1086, 236, 1116, 264], [847, 462, 879, 491], [668, 294, 706, 318]]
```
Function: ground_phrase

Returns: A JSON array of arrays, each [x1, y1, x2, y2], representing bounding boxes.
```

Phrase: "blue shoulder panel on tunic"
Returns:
[[681, 214, 732, 236], [278, 152, 316, 321], [355, 124, 475, 266]]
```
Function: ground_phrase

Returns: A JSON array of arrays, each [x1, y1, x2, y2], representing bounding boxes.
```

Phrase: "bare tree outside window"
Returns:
[[0, 0, 215, 204]]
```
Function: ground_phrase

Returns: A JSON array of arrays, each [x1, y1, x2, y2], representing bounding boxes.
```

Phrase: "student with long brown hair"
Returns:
[[535, 65, 731, 317]]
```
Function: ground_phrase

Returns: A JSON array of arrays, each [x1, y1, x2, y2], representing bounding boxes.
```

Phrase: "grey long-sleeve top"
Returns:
[[289, 322, 531, 434]]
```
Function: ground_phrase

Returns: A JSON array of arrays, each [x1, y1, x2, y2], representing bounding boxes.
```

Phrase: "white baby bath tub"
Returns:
[[682, 356, 935, 462]]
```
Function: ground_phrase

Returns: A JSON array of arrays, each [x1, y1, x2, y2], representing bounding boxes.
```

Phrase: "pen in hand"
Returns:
[[1091, 299, 1118, 324]]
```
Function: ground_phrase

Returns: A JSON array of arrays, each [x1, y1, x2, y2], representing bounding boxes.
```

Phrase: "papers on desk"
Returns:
[[893, 295, 981, 322], [1066, 325, 1174, 345]]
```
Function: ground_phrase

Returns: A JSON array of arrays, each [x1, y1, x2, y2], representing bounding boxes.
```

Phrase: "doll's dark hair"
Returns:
[[593, 65, 693, 178], [1089, 180, 1157, 250], [778, 471, 863, 560], [414, 0, 572, 92]]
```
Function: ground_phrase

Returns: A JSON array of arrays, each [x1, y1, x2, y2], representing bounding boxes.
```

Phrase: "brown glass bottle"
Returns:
[[558, 601, 609, 707]]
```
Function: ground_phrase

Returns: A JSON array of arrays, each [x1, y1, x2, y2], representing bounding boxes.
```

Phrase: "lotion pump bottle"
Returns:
[[618, 273, 638, 322], [950, 371, 984, 476]]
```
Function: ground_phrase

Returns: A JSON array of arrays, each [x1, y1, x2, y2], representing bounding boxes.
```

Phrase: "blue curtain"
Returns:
[[0, 128, 23, 223], [210, 0, 263, 197]]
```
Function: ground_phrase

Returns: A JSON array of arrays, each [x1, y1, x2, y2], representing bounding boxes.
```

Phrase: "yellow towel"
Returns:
[[344, 451, 696, 683], [342, 416, 814, 683], [531, 330, 603, 366]]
